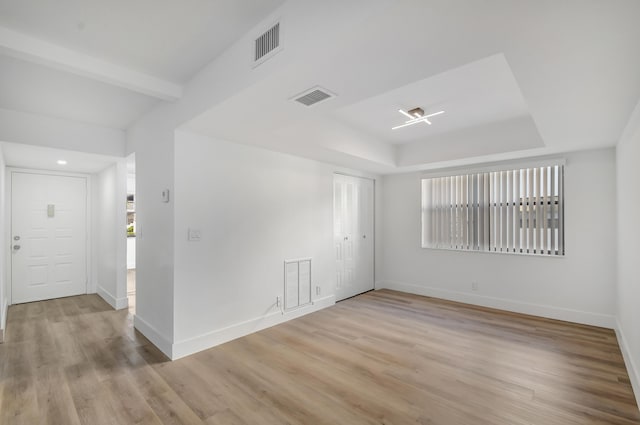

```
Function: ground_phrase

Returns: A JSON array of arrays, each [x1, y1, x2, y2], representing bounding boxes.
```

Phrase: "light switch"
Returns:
[[188, 228, 201, 241], [47, 204, 55, 217], [161, 189, 170, 203]]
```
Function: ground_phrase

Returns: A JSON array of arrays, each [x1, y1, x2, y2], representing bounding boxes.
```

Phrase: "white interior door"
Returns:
[[11, 172, 87, 304], [334, 174, 374, 301]]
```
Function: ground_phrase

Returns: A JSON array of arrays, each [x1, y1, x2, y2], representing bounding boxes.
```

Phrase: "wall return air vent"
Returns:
[[253, 22, 281, 66], [292, 86, 336, 107]]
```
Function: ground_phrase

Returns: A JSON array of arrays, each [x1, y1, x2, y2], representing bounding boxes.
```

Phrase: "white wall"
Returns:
[[0, 108, 125, 157], [125, 1, 388, 358], [379, 148, 617, 328], [94, 162, 128, 310], [127, 238, 136, 270], [0, 149, 6, 340], [397, 116, 544, 167], [126, 104, 176, 355], [171, 131, 379, 359], [616, 102, 640, 406], [127, 174, 136, 195]]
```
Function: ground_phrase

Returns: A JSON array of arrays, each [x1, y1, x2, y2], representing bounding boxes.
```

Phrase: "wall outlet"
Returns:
[[471, 282, 479, 291], [276, 296, 281, 307], [316, 286, 321, 296]]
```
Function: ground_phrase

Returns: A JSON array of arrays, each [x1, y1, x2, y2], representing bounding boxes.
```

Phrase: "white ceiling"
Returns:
[[0, 0, 285, 131], [0, 0, 285, 82], [1, 142, 120, 174], [183, 0, 640, 173], [1, 0, 639, 173], [0, 55, 157, 129], [336, 54, 530, 144]]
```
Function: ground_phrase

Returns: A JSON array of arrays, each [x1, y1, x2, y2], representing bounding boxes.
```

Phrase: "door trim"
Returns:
[[6, 168, 93, 305]]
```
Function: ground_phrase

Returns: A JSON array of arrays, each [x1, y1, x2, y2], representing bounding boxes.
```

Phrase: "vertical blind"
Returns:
[[421, 164, 564, 256]]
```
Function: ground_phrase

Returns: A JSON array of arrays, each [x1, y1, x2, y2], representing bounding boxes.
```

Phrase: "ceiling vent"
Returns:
[[292, 86, 336, 107], [253, 22, 281, 66]]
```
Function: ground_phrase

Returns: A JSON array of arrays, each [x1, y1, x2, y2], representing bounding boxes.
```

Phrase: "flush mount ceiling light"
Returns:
[[392, 107, 445, 130], [57, 160, 67, 165]]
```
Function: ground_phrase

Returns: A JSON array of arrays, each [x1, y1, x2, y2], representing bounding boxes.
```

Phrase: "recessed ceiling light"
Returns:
[[392, 108, 445, 130], [57, 160, 67, 165]]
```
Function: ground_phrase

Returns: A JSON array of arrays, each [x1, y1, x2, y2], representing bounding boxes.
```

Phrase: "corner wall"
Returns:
[[94, 162, 128, 310], [616, 103, 640, 407], [0, 149, 6, 341], [126, 104, 176, 357], [124, 1, 391, 358], [171, 131, 380, 359], [379, 148, 617, 328]]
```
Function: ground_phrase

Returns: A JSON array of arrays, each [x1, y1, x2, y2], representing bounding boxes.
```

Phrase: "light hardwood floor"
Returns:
[[1, 289, 638, 425]]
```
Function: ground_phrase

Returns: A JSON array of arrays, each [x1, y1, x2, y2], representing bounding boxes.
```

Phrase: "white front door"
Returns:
[[11, 172, 87, 304], [334, 174, 374, 301]]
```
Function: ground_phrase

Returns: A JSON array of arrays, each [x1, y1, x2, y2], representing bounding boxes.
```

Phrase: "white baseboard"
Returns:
[[615, 318, 640, 409], [96, 285, 129, 310], [0, 299, 8, 343], [171, 295, 335, 360], [378, 281, 616, 329], [133, 314, 173, 359], [1, 298, 7, 328]]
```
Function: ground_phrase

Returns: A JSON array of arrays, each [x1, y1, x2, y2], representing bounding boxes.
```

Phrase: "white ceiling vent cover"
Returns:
[[292, 86, 336, 107], [253, 22, 281, 66]]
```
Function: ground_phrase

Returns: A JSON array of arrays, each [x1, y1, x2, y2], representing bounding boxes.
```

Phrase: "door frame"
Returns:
[[333, 172, 376, 298], [5, 168, 93, 305]]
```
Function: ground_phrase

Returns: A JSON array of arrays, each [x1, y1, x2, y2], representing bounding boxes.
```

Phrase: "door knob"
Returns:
[[13, 245, 20, 250], [14, 236, 20, 241], [362, 235, 367, 239], [344, 236, 349, 241]]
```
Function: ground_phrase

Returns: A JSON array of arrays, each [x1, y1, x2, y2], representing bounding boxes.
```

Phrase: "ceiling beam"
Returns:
[[0, 26, 182, 101]]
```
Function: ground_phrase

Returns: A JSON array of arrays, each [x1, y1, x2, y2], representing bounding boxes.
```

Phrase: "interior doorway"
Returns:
[[126, 154, 136, 312], [333, 173, 375, 301]]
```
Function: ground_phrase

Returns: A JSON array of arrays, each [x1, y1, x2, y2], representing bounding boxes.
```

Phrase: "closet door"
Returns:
[[334, 174, 374, 301]]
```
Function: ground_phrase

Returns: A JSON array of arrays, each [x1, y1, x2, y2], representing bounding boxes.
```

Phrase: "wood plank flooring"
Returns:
[[1, 289, 638, 425]]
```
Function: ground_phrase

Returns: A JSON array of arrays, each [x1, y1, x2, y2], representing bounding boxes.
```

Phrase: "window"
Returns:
[[421, 164, 564, 256]]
